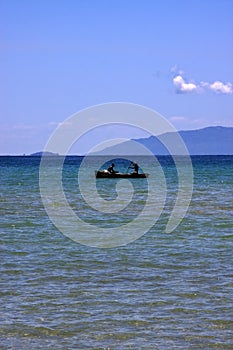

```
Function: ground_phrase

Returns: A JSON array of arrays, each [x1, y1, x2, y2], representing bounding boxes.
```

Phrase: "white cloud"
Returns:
[[172, 67, 232, 95], [200, 80, 232, 94], [208, 81, 232, 94], [173, 75, 198, 93]]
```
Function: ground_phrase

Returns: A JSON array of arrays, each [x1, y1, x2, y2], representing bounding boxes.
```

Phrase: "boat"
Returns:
[[95, 170, 149, 178]]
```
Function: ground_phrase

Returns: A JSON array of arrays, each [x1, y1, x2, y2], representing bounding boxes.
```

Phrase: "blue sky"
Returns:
[[0, 0, 232, 154]]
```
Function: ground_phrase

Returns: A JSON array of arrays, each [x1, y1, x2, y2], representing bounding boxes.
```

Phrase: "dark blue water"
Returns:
[[0, 156, 232, 349]]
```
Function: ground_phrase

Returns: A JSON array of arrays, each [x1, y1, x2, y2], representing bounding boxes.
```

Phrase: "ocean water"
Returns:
[[0, 155, 232, 349]]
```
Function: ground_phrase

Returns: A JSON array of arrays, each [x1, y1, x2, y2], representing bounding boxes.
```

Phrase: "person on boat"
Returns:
[[129, 162, 139, 174], [108, 163, 116, 174], [133, 162, 139, 174]]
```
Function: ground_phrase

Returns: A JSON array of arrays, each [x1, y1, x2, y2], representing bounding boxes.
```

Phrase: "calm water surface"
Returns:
[[0, 156, 232, 349]]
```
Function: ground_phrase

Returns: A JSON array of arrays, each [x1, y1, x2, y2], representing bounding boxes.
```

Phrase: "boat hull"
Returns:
[[95, 171, 149, 178]]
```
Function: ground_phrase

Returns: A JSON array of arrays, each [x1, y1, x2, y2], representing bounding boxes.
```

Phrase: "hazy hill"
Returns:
[[94, 126, 233, 155], [30, 151, 59, 156], [137, 126, 233, 155]]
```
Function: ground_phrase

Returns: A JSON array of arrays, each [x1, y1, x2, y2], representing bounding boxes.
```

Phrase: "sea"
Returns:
[[0, 155, 232, 350]]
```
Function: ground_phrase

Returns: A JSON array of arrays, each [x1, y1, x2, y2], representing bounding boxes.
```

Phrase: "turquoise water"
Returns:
[[0, 156, 232, 349]]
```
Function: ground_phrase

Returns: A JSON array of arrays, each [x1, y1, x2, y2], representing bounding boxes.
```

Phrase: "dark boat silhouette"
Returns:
[[95, 170, 149, 178]]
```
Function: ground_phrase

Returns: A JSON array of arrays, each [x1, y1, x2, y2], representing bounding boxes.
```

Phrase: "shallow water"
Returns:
[[0, 156, 232, 349]]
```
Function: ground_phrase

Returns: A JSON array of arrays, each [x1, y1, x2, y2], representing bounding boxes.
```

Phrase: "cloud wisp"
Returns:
[[172, 68, 232, 95]]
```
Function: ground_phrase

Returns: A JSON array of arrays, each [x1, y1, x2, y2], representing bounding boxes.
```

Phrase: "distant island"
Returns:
[[92, 126, 233, 155], [30, 151, 59, 156]]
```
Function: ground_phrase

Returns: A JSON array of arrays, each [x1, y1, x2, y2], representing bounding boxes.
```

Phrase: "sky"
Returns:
[[0, 0, 232, 155]]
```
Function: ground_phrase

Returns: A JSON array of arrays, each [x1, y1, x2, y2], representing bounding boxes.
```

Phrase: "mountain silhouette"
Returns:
[[93, 126, 233, 155]]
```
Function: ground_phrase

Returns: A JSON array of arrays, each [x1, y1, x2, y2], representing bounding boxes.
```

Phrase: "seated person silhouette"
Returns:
[[133, 162, 139, 174], [108, 163, 116, 174], [129, 162, 139, 174]]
